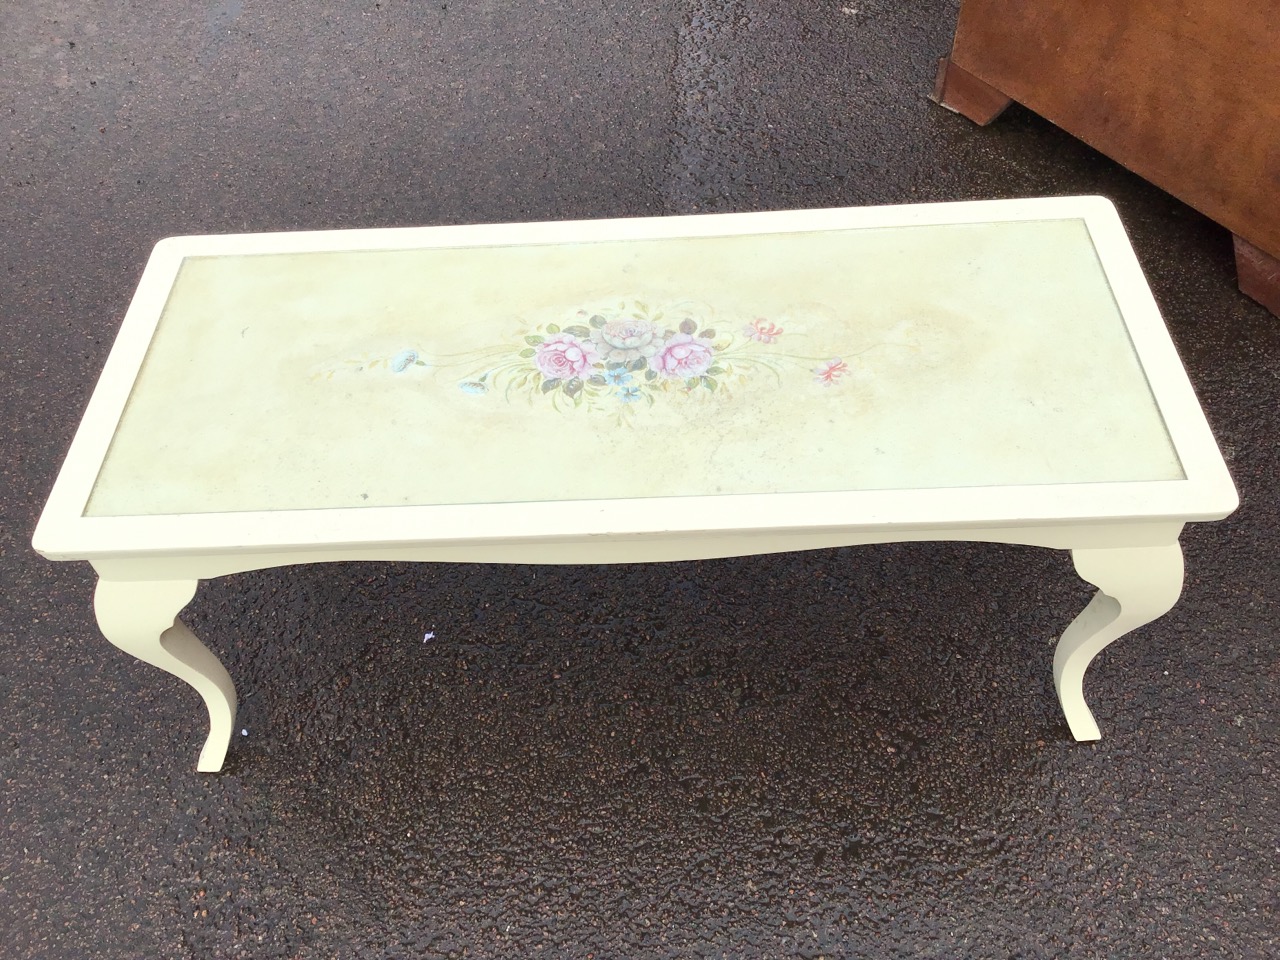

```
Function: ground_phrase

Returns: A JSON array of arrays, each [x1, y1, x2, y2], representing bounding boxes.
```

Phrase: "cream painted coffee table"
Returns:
[[33, 197, 1237, 771]]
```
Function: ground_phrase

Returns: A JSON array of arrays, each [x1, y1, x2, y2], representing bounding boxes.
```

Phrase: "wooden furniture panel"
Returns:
[[935, 0, 1280, 316]]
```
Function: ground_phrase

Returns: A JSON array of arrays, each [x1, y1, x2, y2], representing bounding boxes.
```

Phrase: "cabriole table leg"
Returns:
[[93, 579, 238, 772], [1054, 543, 1184, 741]]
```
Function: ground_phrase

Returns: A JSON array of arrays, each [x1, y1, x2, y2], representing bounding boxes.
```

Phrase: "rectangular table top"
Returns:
[[34, 198, 1238, 560]]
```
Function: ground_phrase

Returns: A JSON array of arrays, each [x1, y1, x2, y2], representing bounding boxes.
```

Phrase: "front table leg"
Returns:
[[1054, 543, 1184, 741], [93, 579, 238, 772]]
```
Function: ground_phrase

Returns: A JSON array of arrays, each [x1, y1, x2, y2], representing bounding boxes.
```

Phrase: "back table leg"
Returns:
[[931, 57, 1013, 126], [1054, 543, 1184, 741], [1233, 235, 1280, 317], [94, 579, 238, 772]]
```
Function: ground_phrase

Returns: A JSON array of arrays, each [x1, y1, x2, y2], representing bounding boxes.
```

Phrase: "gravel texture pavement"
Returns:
[[2, 2, 1276, 957]]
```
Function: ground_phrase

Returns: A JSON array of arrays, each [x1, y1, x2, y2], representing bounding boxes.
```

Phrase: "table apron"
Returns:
[[88, 520, 1186, 581]]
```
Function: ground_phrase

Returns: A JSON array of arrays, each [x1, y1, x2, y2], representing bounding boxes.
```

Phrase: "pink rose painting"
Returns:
[[447, 299, 861, 413], [653, 332, 715, 379], [534, 333, 599, 380], [326, 300, 875, 414]]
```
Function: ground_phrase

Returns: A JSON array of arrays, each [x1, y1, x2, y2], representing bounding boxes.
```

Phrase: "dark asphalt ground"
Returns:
[[2, 2, 1276, 957]]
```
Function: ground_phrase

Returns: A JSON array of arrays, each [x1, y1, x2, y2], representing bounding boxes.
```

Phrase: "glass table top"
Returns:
[[84, 218, 1183, 518]]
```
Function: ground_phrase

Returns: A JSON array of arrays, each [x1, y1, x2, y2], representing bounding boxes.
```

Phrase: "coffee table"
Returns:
[[32, 197, 1238, 772]]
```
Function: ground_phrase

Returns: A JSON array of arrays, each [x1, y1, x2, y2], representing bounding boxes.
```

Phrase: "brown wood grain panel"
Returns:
[[948, 0, 1280, 261]]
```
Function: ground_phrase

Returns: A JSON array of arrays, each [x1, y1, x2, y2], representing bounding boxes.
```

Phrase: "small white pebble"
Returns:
[[423, 631, 436, 643], [241, 729, 248, 737]]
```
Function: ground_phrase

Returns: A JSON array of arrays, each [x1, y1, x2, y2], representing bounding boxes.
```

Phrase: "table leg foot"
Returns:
[[1053, 543, 1184, 741], [931, 56, 1013, 125], [93, 579, 238, 772], [1233, 234, 1280, 318]]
